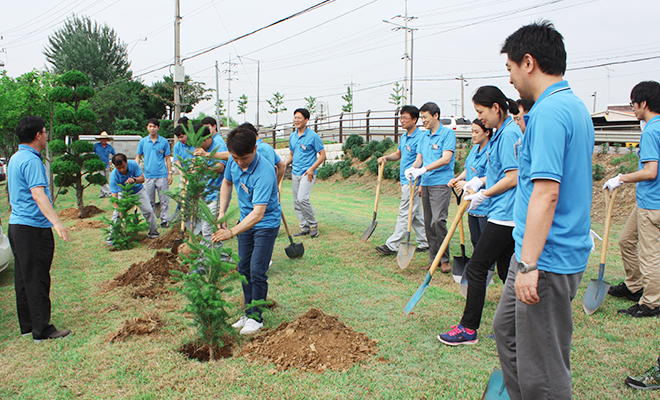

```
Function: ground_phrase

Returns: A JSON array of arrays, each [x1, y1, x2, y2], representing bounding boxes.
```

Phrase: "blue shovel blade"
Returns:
[[405, 272, 432, 314]]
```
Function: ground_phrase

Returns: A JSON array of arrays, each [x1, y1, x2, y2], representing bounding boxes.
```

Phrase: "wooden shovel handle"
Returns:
[[459, 216, 465, 246], [428, 191, 472, 276], [406, 178, 417, 232], [373, 161, 385, 212], [600, 188, 618, 265]]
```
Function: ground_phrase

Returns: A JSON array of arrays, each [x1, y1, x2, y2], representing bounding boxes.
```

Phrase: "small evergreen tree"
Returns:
[[304, 96, 317, 114], [237, 94, 248, 122], [267, 92, 287, 126], [389, 82, 406, 108], [341, 86, 353, 113], [104, 183, 149, 250]]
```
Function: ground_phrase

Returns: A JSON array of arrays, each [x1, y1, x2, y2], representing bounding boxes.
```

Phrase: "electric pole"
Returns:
[[215, 60, 220, 123], [384, 9, 417, 105], [173, 0, 184, 123], [456, 74, 468, 117], [237, 55, 261, 127], [223, 54, 237, 127]]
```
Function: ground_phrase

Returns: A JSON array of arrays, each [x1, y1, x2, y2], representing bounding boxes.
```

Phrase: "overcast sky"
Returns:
[[1, 0, 659, 127]]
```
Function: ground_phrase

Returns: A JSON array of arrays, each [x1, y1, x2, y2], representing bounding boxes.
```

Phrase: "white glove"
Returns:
[[404, 167, 415, 181], [410, 167, 427, 180], [589, 229, 602, 254], [464, 176, 484, 193], [465, 189, 489, 211], [602, 174, 623, 191]]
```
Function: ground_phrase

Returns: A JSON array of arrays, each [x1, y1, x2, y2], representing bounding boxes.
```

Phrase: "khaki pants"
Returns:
[[619, 206, 660, 308]]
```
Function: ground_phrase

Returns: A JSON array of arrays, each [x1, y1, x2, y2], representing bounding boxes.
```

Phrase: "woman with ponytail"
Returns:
[[437, 85, 522, 346]]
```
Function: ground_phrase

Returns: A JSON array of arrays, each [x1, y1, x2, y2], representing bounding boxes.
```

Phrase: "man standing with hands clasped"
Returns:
[[493, 21, 594, 399]]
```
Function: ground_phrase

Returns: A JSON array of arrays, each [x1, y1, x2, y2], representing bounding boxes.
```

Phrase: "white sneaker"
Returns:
[[231, 316, 248, 329], [239, 318, 263, 335]]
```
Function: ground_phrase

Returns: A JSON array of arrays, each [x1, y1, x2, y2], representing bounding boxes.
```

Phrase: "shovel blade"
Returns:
[[583, 278, 611, 315], [397, 243, 416, 269], [482, 369, 510, 400], [284, 241, 305, 259], [453, 255, 469, 283], [360, 221, 377, 242], [404, 272, 432, 314]]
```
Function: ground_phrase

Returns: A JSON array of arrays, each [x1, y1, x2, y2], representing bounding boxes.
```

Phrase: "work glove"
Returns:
[[602, 174, 623, 191], [465, 189, 489, 211], [404, 167, 415, 181], [464, 176, 484, 193], [410, 167, 427, 180]]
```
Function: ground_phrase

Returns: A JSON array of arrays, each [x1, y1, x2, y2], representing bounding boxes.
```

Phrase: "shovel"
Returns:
[[397, 178, 418, 269], [451, 188, 470, 283], [360, 162, 385, 242], [281, 212, 304, 259], [481, 369, 510, 400], [583, 188, 618, 315], [405, 192, 471, 314]]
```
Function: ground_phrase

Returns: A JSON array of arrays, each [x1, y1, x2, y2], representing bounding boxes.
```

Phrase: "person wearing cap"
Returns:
[[94, 131, 116, 198]]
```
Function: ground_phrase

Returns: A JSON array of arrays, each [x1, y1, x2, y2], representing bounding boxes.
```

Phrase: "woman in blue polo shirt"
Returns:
[[212, 126, 281, 336], [438, 86, 522, 346]]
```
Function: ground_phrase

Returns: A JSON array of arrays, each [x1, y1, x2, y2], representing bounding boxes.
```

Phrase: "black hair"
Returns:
[[112, 153, 128, 165], [147, 118, 160, 127], [238, 122, 259, 135], [516, 99, 535, 113], [500, 20, 566, 76], [419, 102, 441, 119], [194, 124, 212, 139], [631, 81, 660, 114], [201, 116, 217, 127], [472, 86, 519, 118], [400, 105, 420, 122], [16, 116, 45, 144], [226, 126, 257, 157], [293, 108, 310, 120], [173, 125, 185, 137], [472, 118, 493, 138], [177, 116, 189, 125]]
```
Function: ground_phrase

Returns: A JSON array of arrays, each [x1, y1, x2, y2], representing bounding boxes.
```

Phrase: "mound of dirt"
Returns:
[[179, 337, 234, 361], [57, 205, 104, 219], [109, 251, 188, 288], [148, 228, 182, 250], [105, 313, 163, 343], [241, 308, 377, 372], [131, 285, 170, 299], [591, 153, 637, 225], [69, 219, 105, 231]]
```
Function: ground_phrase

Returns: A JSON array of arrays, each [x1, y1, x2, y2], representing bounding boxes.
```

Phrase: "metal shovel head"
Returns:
[[459, 268, 495, 298], [583, 276, 611, 315], [452, 255, 469, 283], [397, 242, 416, 269], [284, 240, 305, 259], [360, 220, 377, 242], [481, 369, 510, 400], [404, 272, 432, 314]]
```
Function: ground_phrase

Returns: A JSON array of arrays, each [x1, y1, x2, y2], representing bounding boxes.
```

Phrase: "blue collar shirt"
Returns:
[[398, 127, 423, 184], [110, 160, 144, 195], [173, 141, 195, 162], [636, 115, 660, 209], [417, 125, 456, 186], [136, 135, 171, 178], [485, 117, 521, 221], [94, 142, 116, 166], [289, 127, 324, 176], [257, 139, 281, 167], [465, 143, 490, 216], [7, 145, 52, 228]]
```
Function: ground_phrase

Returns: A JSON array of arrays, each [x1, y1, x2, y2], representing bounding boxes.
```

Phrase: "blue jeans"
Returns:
[[237, 226, 279, 321]]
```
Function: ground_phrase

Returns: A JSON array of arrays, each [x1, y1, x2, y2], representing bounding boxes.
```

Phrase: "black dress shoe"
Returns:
[[293, 231, 309, 237], [34, 329, 72, 343], [376, 245, 396, 255]]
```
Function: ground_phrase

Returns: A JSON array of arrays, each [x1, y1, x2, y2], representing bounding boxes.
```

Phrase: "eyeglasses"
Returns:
[[400, 116, 411, 121], [630, 101, 637, 107]]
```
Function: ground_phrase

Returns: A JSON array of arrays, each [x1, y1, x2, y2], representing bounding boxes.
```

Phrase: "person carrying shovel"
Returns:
[[375, 105, 428, 256]]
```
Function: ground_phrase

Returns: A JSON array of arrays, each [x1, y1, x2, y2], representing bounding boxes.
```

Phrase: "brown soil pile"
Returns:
[[147, 228, 182, 250], [105, 313, 163, 343], [179, 337, 234, 361], [109, 251, 188, 288], [57, 205, 104, 219], [69, 219, 105, 231], [131, 285, 170, 299], [591, 153, 637, 225], [241, 308, 377, 372]]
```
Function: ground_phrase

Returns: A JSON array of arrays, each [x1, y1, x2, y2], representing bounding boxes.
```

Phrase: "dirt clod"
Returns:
[[148, 228, 183, 250], [109, 251, 188, 288], [105, 313, 163, 343], [57, 205, 104, 219], [241, 308, 377, 372], [179, 337, 234, 361]]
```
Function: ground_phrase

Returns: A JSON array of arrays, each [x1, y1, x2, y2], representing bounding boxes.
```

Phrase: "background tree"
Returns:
[[143, 75, 213, 120], [237, 94, 248, 122], [304, 96, 317, 115], [90, 80, 152, 134], [43, 15, 131, 87], [267, 92, 287, 126], [389, 82, 406, 109], [48, 70, 107, 218], [341, 86, 353, 113]]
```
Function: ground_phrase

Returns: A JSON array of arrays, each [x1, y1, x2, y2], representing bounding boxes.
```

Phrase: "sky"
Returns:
[[1, 0, 659, 127]]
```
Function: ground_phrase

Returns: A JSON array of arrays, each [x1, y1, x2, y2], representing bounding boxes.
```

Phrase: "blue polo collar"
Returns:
[[492, 116, 514, 142], [645, 115, 660, 130], [242, 151, 261, 175], [19, 144, 42, 159], [533, 80, 570, 110]]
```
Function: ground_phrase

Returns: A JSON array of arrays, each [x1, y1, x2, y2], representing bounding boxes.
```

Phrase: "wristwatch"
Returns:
[[518, 260, 537, 274]]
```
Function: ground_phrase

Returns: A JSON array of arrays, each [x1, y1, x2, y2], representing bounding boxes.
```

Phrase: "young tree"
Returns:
[[237, 94, 248, 122], [304, 96, 317, 115], [104, 183, 149, 250], [341, 86, 353, 113], [389, 82, 406, 108], [267, 92, 287, 126], [43, 15, 131, 87], [48, 70, 107, 218]]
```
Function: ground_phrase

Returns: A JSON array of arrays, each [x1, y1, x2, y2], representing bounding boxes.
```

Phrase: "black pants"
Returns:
[[460, 222, 515, 331], [8, 224, 56, 339], [467, 214, 488, 249]]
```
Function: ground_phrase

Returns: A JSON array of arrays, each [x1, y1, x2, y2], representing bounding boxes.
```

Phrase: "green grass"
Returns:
[[0, 179, 658, 399]]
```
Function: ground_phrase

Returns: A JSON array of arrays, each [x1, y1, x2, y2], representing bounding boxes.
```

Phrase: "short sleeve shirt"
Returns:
[[512, 80, 595, 274], [289, 127, 324, 175], [173, 141, 195, 162], [636, 116, 660, 209], [94, 142, 116, 167], [398, 127, 423, 184], [417, 126, 456, 186], [136, 135, 171, 178], [7, 145, 53, 228], [211, 133, 229, 166], [465, 143, 490, 216], [485, 117, 522, 221], [257, 139, 281, 167], [224, 152, 282, 229], [110, 160, 144, 194]]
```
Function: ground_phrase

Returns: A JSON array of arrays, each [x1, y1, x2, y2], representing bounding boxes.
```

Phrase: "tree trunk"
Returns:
[[76, 174, 85, 219]]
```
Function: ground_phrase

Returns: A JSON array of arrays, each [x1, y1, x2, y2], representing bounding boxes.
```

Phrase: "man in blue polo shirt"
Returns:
[[172, 122, 194, 187], [493, 21, 594, 399], [108, 153, 159, 241], [376, 105, 428, 255], [212, 126, 282, 335], [406, 102, 455, 272], [284, 108, 326, 238], [604, 81, 660, 318], [93, 131, 116, 198], [7, 116, 71, 342], [239, 122, 286, 186], [135, 118, 172, 228]]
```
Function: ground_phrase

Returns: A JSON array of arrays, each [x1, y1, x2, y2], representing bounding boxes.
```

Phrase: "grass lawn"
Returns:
[[0, 178, 658, 399]]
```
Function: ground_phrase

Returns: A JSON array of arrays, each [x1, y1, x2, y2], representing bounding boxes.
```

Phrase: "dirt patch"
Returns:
[[69, 219, 105, 231], [105, 313, 164, 343], [179, 336, 235, 361], [591, 153, 636, 225], [241, 308, 377, 372], [57, 205, 104, 219], [148, 228, 183, 250], [131, 285, 170, 299], [107, 251, 188, 289]]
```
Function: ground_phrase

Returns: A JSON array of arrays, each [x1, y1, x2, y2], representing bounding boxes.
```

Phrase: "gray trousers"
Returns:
[[421, 185, 451, 264], [100, 166, 112, 196], [493, 255, 583, 400], [385, 183, 428, 251], [110, 187, 159, 239], [145, 177, 170, 224], [292, 174, 318, 231], [201, 199, 219, 245]]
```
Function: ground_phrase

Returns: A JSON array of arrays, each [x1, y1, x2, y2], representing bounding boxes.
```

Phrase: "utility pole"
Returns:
[[173, 0, 184, 123], [237, 55, 261, 127], [223, 54, 237, 128], [456, 74, 468, 117], [591, 91, 597, 113], [383, 12, 417, 105], [606, 67, 613, 105], [215, 60, 220, 123]]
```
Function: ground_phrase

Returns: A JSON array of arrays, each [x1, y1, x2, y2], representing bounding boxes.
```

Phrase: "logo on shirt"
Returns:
[[405, 145, 411, 152], [300, 144, 307, 150], [431, 144, 439, 150], [514, 138, 522, 160], [470, 166, 478, 174], [240, 182, 250, 195]]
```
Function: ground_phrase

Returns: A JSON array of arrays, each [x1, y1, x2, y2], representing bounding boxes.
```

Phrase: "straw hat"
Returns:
[[96, 131, 114, 140]]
